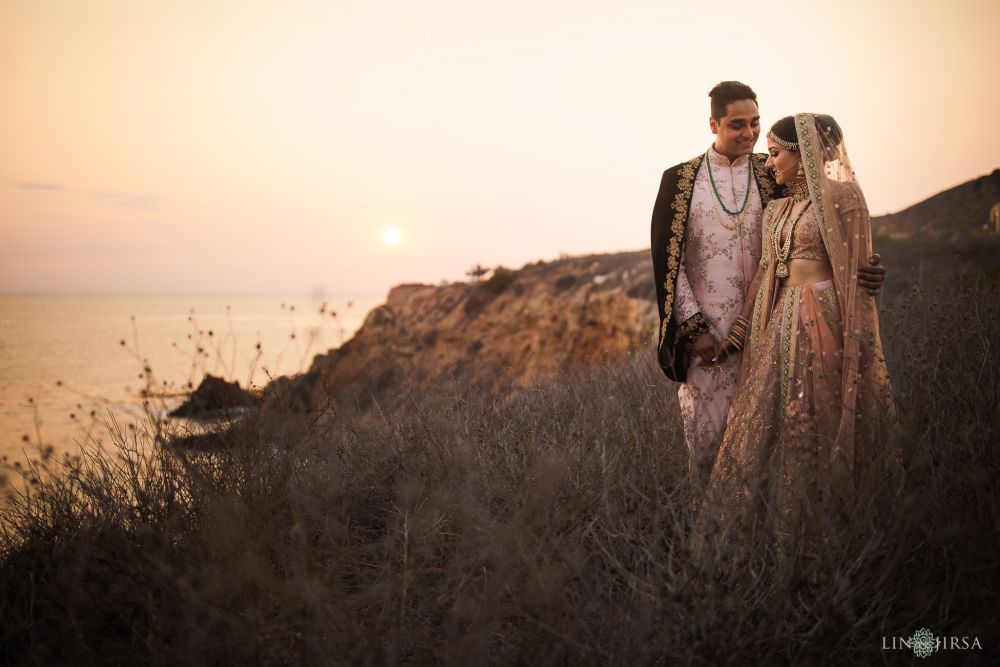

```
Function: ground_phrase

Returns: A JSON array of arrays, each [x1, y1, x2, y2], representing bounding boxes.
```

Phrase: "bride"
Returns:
[[697, 113, 903, 559]]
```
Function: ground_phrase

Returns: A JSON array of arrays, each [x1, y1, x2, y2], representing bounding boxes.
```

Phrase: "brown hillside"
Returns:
[[872, 168, 1000, 240]]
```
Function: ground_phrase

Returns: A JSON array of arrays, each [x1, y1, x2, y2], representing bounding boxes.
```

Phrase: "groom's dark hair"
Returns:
[[709, 81, 758, 121]]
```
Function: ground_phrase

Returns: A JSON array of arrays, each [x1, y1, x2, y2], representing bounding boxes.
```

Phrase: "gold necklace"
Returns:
[[705, 157, 754, 232], [771, 199, 812, 279], [709, 182, 754, 232], [789, 177, 809, 203]]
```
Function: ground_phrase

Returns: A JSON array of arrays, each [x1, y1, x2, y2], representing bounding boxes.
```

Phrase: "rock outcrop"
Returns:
[[260, 250, 659, 414], [168, 374, 258, 418]]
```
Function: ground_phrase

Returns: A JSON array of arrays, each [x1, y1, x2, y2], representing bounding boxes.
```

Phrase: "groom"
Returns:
[[650, 81, 886, 490]]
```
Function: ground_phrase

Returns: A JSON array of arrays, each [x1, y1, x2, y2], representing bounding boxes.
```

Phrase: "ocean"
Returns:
[[0, 293, 383, 471]]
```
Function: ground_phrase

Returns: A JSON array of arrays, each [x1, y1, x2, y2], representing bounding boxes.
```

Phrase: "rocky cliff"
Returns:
[[261, 251, 659, 415]]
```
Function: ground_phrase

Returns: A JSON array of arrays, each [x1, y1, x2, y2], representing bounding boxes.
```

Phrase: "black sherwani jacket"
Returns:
[[650, 152, 781, 383]]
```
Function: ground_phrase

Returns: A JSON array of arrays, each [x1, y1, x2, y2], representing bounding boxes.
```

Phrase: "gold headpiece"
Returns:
[[767, 130, 798, 152]]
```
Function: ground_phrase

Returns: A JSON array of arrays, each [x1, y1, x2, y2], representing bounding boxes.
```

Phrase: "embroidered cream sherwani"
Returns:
[[674, 146, 764, 476]]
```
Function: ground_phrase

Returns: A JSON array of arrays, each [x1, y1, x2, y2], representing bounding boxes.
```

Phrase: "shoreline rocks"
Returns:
[[168, 374, 259, 419]]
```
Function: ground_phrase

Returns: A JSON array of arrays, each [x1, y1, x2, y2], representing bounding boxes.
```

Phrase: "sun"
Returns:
[[382, 227, 403, 247]]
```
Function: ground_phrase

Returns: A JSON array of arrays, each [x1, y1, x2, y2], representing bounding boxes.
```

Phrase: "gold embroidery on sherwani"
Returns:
[[675, 312, 709, 340], [657, 155, 702, 350], [752, 153, 777, 207], [674, 312, 710, 359]]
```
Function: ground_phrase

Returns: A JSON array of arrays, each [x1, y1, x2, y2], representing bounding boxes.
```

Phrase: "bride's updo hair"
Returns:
[[769, 113, 845, 148], [769, 116, 797, 146]]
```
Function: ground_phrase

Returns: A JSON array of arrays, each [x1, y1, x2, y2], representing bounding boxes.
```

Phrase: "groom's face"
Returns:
[[709, 99, 761, 159]]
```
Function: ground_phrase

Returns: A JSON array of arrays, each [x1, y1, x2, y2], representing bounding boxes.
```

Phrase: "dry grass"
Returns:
[[1, 248, 998, 665]]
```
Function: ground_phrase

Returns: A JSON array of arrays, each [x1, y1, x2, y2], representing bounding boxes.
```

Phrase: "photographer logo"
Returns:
[[882, 628, 982, 658]]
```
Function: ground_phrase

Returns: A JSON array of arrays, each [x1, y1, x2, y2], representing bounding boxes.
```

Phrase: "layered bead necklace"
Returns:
[[771, 194, 812, 279], [704, 150, 753, 231]]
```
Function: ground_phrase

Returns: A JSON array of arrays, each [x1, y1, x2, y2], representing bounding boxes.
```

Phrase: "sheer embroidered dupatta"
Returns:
[[740, 113, 901, 513], [741, 198, 781, 382]]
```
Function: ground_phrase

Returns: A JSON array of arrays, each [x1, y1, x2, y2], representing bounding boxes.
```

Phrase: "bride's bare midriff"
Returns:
[[780, 258, 834, 286]]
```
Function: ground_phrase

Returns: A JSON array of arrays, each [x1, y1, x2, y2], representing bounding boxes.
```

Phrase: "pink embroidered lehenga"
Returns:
[[697, 114, 904, 559]]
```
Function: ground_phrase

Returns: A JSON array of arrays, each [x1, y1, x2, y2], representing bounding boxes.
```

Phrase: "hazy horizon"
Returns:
[[0, 288, 387, 297], [4, 0, 998, 295]]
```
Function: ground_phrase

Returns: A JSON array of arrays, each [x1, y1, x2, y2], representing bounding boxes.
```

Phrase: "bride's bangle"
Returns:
[[726, 316, 749, 350]]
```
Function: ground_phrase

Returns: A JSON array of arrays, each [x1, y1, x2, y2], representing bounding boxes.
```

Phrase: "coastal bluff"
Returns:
[[260, 250, 659, 415], [243, 169, 1000, 421]]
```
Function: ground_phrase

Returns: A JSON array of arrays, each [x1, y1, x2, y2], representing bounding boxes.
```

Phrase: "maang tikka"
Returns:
[[767, 130, 798, 152]]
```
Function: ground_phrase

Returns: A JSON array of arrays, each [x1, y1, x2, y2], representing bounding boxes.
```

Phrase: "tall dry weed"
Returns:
[[1, 252, 998, 665]]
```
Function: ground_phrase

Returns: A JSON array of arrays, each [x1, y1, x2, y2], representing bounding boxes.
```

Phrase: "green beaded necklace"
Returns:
[[705, 148, 752, 216]]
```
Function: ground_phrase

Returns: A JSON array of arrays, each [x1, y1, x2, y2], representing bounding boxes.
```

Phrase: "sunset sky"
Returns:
[[3, 0, 998, 295]]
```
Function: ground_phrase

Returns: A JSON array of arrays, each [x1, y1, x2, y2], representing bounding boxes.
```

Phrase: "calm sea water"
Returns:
[[0, 293, 382, 468]]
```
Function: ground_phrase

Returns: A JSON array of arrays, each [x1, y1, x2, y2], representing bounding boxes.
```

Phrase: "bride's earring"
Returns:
[[797, 161, 804, 177]]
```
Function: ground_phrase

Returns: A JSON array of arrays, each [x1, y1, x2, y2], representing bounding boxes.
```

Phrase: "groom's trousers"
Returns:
[[677, 349, 743, 492]]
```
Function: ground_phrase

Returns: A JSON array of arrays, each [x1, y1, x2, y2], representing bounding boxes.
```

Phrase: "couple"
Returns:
[[650, 81, 903, 553]]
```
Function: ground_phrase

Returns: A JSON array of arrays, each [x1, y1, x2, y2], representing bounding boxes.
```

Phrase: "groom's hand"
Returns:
[[858, 253, 886, 296], [692, 333, 717, 365], [713, 339, 737, 364]]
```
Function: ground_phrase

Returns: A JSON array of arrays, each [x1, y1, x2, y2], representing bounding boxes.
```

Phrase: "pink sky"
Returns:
[[2, 0, 998, 295]]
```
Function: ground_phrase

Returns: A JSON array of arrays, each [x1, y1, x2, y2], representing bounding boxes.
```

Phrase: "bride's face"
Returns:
[[765, 141, 800, 185]]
